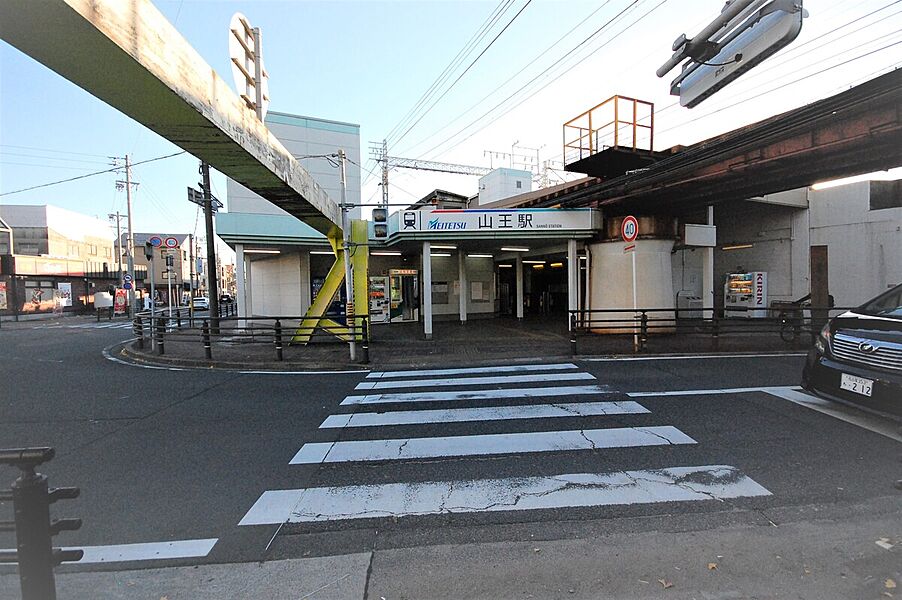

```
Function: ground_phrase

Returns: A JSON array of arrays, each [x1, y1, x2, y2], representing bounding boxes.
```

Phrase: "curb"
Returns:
[[106, 341, 370, 373]]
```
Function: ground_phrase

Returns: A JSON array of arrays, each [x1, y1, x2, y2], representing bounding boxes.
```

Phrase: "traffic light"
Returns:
[[144, 241, 154, 260], [372, 207, 388, 239]]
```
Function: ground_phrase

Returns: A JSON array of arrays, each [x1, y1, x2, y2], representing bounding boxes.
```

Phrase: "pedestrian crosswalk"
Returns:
[[239, 362, 772, 528]]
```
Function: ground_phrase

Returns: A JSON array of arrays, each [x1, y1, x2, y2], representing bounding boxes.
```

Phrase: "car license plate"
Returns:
[[840, 373, 873, 397]]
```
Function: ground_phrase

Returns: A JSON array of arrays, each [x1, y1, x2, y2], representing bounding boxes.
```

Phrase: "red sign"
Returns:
[[114, 289, 128, 315], [621, 216, 639, 243]]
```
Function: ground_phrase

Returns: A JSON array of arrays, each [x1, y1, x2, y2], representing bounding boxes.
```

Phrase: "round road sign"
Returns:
[[164, 237, 179, 248], [123, 282, 133, 291], [148, 235, 163, 248], [122, 273, 133, 283], [621, 215, 639, 243]]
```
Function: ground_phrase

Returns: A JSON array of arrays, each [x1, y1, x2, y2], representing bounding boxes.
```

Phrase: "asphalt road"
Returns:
[[1, 316, 900, 597]]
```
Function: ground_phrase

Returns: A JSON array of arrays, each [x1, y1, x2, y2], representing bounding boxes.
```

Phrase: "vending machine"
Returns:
[[724, 271, 768, 318], [368, 276, 390, 324]]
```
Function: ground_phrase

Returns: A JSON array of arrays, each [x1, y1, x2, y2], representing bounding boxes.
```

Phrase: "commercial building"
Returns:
[[0, 204, 145, 316]]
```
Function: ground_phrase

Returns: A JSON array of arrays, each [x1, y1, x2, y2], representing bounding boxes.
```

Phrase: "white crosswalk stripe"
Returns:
[[366, 363, 579, 379], [342, 384, 613, 406], [319, 400, 649, 428], [240, 362, 772, 528], [355, 371, 593, 390], [291, 426, 696, 464], [240, 465, 771, 525]]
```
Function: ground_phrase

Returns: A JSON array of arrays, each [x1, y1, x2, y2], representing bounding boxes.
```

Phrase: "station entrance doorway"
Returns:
[[389, 269, 419, 323]]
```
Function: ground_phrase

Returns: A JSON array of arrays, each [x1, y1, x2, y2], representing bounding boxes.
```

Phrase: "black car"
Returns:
[[802, 283, 902, 418]]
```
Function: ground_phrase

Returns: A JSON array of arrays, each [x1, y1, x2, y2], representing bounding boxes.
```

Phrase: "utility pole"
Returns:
[[108, 212, 124, 276], [380, 139, 388, 209], [200, 162, 219, 330], [339, 149, 356, 361], [114, 156, 138, 318], [189, 233, 195, 321]]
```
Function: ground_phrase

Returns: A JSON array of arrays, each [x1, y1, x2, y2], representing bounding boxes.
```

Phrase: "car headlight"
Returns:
[[814, 323, 831, 355]]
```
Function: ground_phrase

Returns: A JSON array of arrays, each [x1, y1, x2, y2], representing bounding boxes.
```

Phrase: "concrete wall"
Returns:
[[711, 201, 807, 305], [808, 181, 902, 306], [227, 112, 361, 220], [249, 252, 311, 317], [478, 168, 533, 205], [709, 182, 902, 308], [589, 238, 675, 331]]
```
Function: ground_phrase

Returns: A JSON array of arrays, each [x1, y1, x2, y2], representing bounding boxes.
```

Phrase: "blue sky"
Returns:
[[1, 0, 900, 251]]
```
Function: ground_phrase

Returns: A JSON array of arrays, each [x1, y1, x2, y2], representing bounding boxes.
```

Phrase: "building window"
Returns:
[[870, 180, 902, 210], [88, 244, 97, 255], [104, 247, 112, 258], [68, 244, 79, 256], [516, 180, 522, 189], [19, 243, 39, 254]]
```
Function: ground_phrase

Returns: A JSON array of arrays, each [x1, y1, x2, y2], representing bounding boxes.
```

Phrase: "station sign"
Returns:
[[397, 209, 599, 234]]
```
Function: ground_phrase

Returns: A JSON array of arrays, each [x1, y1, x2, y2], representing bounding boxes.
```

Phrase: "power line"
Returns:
[[391, 0, 535, 149], [0, 143, 111, 159], [396, 0, 617, 158], [384, 0, 516, 145], [0, 151, 186, 197], [415, 0, 664, 160]]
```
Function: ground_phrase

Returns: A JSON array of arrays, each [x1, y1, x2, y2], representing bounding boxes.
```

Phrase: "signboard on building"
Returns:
[[397, 209, 599, 234], [0, 281, 7, 310], [57, 282, 72, 307], [114, 288, 128, 315]]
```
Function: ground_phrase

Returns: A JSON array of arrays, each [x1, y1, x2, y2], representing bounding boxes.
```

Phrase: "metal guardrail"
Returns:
[[567, 305, 852, 355], [132, 313, 371, 364], [0, 447, 81, 600]]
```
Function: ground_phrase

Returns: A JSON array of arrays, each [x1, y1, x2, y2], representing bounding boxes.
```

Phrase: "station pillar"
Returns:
[[423, 241, 433, 340], [567, 239, 578, 329], [587, 216, 677, 333], [458, 250, 468, 324], [702, 205, 715, 317], [515, 254, 524, 321]]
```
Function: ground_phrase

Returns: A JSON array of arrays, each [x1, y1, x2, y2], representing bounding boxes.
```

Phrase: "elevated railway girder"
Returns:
[[534, 69, 902, 215]]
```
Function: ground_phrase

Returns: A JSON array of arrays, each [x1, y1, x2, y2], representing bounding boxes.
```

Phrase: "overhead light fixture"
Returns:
[[522, 260, 546, 264], [467, 254, 493, 258], [310, 250, 334, 255], [431, 252, 451, 257], [371, 251, 402, 256], [532, 264, 544, 269], [722, 244, 753, 251], [501, 247, 529, 252], [550, 262, 564, 268], [579, 256, 587, 261], [245, 249, 280, 254], [498, 264, 513, 268], [431, 244, 457, 250]]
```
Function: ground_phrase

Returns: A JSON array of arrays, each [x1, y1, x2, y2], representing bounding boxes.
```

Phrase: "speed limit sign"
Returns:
[[621, 215, 639, 243]]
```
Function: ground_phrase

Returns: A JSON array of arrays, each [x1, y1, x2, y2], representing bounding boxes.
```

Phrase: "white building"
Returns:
[[217, 111, 361, 317]]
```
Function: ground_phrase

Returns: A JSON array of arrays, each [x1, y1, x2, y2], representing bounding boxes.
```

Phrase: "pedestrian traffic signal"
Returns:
[[372, 207, 388, 239]]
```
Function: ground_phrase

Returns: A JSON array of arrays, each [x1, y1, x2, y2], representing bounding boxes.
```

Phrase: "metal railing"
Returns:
[[0, 447, 82, 600], [568, 305, 851, 355], [132, 313, 370, 364]]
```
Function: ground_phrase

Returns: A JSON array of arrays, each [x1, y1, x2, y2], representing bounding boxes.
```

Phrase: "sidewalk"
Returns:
[[3, 496, 898, 599], [118, 315, 810, 371]]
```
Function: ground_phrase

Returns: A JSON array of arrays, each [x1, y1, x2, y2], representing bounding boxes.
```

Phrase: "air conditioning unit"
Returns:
[[676, 290, 703, 319]]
